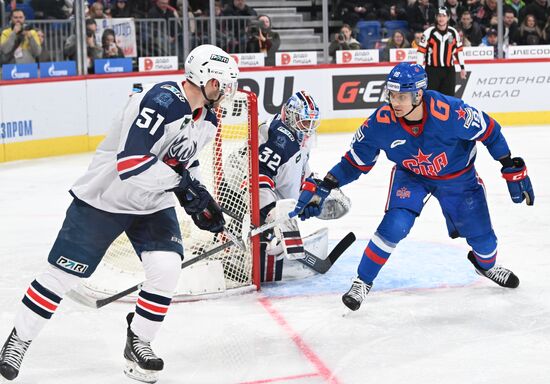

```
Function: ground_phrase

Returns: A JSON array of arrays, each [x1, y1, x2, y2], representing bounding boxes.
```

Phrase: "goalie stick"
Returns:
[[297, 232, 356, 274], [67, 210, 296, 309]]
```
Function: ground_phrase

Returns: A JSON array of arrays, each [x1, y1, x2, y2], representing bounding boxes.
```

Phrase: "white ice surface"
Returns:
[[1, 126, 549, 384]]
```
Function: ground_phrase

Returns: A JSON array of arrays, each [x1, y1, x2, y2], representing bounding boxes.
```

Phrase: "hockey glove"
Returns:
[[294, 175, 338, 221], [191, 199, 226, 233], [501, 157, 534, 206], [170, 171, 214, 215]]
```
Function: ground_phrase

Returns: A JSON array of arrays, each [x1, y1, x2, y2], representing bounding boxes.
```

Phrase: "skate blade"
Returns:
[[124, 359, 159, 384]]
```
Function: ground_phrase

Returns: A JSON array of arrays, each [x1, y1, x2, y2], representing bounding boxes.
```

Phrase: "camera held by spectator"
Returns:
[[0, 9, 42, 64], [246, 15, 280, 66], [328, 24, 361, 62]]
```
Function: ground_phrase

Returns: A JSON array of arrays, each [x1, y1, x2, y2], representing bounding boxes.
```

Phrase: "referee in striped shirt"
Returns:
[[416, 6, 466, 96]]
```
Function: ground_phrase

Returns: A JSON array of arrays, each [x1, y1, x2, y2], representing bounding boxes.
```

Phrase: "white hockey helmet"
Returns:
[[184, 44, 239, 103], [281, 90, 320, 142]]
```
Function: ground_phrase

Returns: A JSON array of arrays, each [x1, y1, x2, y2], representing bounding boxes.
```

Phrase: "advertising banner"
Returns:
[[389, 48, 418, 62], [336, 49, 379, 64], [230, 53, 265, 67], [94, 58, 133, 74], [507, 45, 550, 59], [276, 52, 317, 66], [95, 17, 137, 57], [138, 56, 179, 72], [463, 46, 495, 60], [40, 61, 77, 78], [2, 63, 38, 80]]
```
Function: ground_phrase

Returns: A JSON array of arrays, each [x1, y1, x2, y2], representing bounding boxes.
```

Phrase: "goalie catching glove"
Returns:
[[500, 156, 534, 206]]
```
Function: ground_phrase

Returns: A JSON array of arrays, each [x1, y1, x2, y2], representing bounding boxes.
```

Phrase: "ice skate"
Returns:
[[0, 328, 31, 381], [468, 252, 520, 288], [342, 278, 372, 311], [123, 313, 164, 384]]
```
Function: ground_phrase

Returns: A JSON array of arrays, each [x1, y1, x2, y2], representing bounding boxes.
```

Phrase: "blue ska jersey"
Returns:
[[258, 114, 313, 210], [331, 90, 511, 186], [71, 81, 218, 214]]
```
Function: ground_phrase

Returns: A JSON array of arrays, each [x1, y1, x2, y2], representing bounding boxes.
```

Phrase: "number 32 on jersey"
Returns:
[[259, 147, 282, 172]]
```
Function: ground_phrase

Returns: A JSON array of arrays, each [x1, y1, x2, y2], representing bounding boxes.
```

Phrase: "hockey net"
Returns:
[[79, 90, 260, 301]]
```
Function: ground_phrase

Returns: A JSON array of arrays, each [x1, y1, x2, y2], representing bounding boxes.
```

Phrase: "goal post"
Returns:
[[78, 90, 261, 302]]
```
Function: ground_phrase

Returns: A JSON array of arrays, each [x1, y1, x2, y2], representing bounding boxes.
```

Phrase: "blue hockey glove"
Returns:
[[294, 176, 337, 221], [501, 157, 534, 206], [170, 171, 215, 215], [191, 199, 226, 233]]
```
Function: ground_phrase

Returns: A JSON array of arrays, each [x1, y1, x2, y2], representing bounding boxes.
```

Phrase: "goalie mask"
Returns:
[[383, 62, 427, 118], [281, 91, 320, 143], [185, 44, 239, 105]]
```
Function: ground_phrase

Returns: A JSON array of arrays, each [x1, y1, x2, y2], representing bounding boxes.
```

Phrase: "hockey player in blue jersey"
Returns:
[[293, 62, 534, 311], [0, 44, 239, 382]]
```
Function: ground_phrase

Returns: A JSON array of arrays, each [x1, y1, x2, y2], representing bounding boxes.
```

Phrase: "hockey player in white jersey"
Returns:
[[0, 44, 238, 383], [258, 91, 323, 282]]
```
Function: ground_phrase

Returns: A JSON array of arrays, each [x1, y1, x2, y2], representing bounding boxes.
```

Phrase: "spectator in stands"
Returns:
[[476, 0, 498, 32], [505, 0, 525, 20], [101, 28, 125, 57], [458, 10, 482, 46], [381, 30, 410, 61], [466, 0, 482, 23], [246, 15, 280, 66], [458, 29, 472, 47], [378, 4, 407, 23], [336, 0, 376, 28], [518, 14, 543, 45], [411, 30, 424, 49], [521, 0, 549, 29], [329, 23, 361, 63], [0, 9, 42, 65], [64, 18, 102, 72], [147, 0, 178, 54], [111, 0, 133, 17], [444, 0, 466, 27], [480, 27, 498, 56], [222, 0, 257, 17], [544, 15, 550, 43], [31, 0, 68, 19], [90, 2, 108, 19], [36, 28, 54, 62], [503, 9, 519, 47], [408, 0, 436, 33]]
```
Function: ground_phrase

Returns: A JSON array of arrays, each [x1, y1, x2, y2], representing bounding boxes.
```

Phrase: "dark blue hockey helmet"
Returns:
[[385, 62, 428, 93]]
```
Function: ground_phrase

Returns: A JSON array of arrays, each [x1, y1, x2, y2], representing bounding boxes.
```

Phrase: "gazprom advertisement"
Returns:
[[2, 63, 39, 81], [40, 61, 77, 78], [94, 58, 132, 74]]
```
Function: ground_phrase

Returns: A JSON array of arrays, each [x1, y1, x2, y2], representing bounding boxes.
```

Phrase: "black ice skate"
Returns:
[[0, 328, 31, 381], [342, 278, 372, 311], [123, 313, 164, 384], [468, 251, 520, 288]]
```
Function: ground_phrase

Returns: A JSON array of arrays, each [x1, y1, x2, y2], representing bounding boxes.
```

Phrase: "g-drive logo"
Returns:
[[56, 256, 89, 274], [10, 66, 30, 79], [104, 60, 124, 73]]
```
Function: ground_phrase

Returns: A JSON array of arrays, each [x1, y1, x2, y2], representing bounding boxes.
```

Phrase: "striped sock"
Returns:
[[472, 249, 497, 270], [132, 290, 172, 342], [21, 280, 62, 320], [357, 232, 396, 283]]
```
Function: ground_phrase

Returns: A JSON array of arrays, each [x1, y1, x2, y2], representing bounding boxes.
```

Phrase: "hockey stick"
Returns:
[[67, 211, 296, 309], [298, 232, 356, 274]]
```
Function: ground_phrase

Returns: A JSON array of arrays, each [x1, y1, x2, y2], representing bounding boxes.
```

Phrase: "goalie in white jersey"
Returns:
[[0, 44, 238, 383], [257, 91, 350, 282]]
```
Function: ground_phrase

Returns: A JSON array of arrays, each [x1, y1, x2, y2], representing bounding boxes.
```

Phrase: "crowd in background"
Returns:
[[1, 0, 550, 68]]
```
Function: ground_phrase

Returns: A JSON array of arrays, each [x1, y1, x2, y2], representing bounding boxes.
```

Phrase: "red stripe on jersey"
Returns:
[[259, 175, 275, 188], [26, 287, 58, 312], [137, 298, 168, 314], [385, 166, 397, 212], [477, 118, 495, 142], [417, 46, 427, 54], [344, 152, 373, 172], [430, 38, 438, 67], [117, 156, 152, 173], [365, 247, 387, 266], [422, 163, 474, 180]]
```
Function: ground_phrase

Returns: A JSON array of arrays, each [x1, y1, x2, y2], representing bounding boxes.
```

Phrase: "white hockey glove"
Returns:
[[318, 187, 351, 220]]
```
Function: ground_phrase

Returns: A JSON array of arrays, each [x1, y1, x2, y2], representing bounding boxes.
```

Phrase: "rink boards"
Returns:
[[1, 58, 549, 162]]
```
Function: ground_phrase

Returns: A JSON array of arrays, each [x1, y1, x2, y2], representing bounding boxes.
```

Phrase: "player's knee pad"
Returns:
[[36, 264, 82, 297], [377, 208, 417, 244], [466, 230, 498, 256], [141, 251, 181, 296]]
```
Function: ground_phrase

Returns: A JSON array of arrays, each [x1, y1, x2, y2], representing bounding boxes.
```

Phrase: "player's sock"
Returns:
[[342, 277, 373, 311], [357, 232, 396, 283], [467, 251, 520, 288], [0, 328, 31, 381], [124, 313, 164, 384], [132, 290, 172, 342]]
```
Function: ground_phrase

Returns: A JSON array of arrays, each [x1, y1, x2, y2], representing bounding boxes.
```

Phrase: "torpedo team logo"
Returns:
[[402, 148, 448, 177]]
